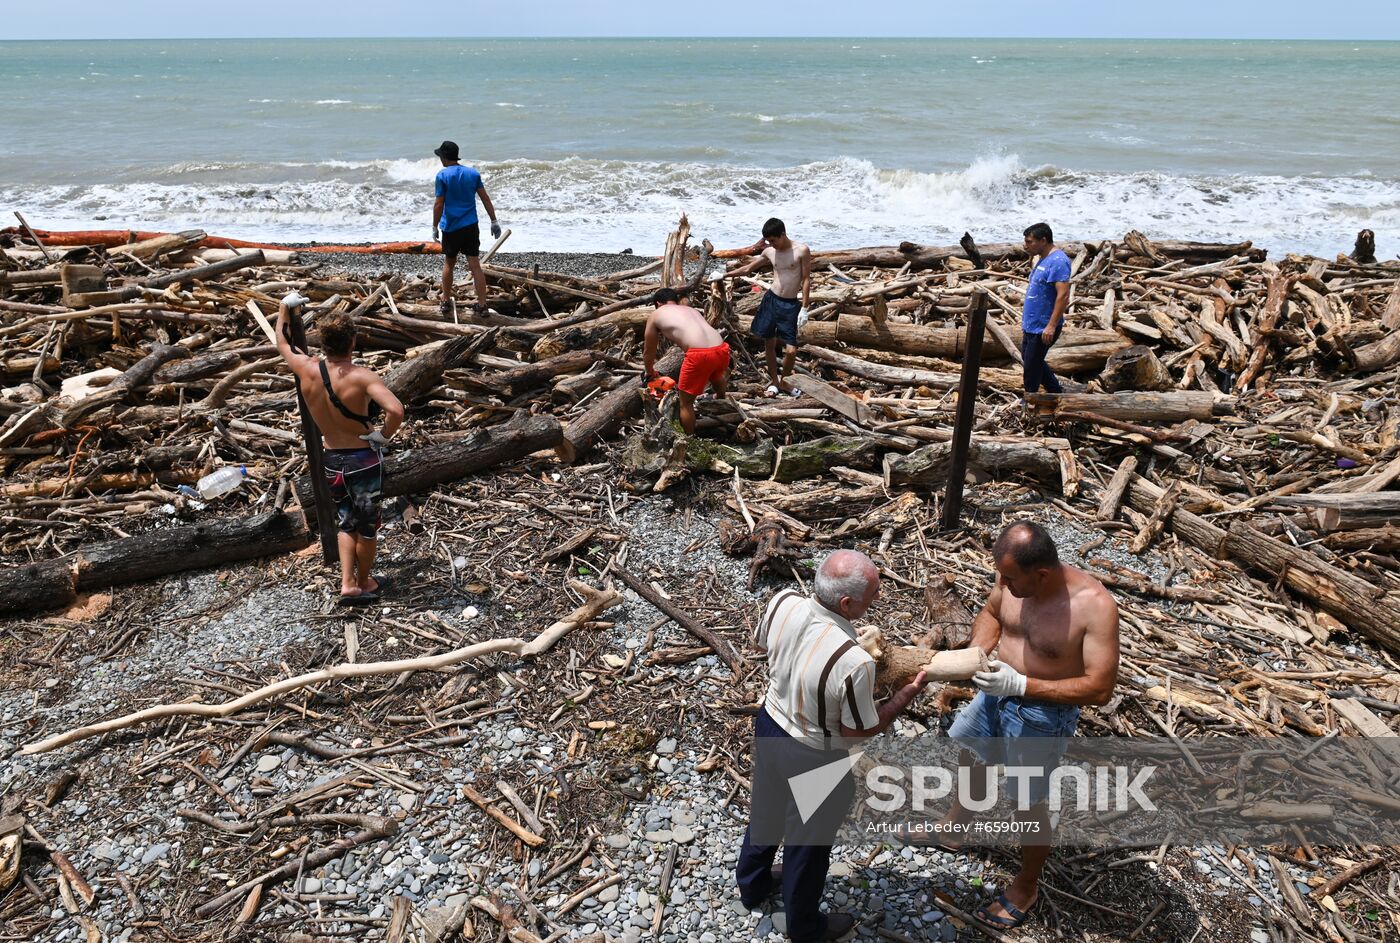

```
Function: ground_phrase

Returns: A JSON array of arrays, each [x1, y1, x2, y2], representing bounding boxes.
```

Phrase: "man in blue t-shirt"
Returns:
[[1019, 222, 1071, 398], [432, 140, 502, 317]]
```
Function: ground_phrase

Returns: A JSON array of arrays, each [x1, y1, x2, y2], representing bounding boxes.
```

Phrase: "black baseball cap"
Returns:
[[434, 140, 460, 160]]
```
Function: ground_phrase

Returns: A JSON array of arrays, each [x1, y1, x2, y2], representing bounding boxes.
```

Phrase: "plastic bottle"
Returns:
[[197, 465, 247, 500]]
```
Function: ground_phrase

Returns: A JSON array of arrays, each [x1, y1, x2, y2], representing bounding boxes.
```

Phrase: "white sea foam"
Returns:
[[6, 155, 1397, 257], [314, 99, 352, 105]]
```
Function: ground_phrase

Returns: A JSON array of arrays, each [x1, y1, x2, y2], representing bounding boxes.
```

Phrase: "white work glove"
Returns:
[[433, 225, 440, 243], [360, 430, 391, 449], [490, 220, 502, 240], [797, 306, 810, 328], [972, 658, 1028, 698], [281, 291, 309, 310]]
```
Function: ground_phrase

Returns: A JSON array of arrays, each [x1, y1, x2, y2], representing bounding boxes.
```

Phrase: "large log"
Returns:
[[1027, 391, 1233, 423], [466, 350, 598, 396], [2, 417, 567, 614], [561, 348, 682, 463], [383, 328, 498, 404], [884, 437, 1064, 490], [772, 435, 879, 482], [0, 559, 78, 615], [1125, 475, 1400, 656], [109, 229, 206, 262], [1273, 492, 1400, 532], [138, 250, 265, 290], [833, 315, 1127, 372]]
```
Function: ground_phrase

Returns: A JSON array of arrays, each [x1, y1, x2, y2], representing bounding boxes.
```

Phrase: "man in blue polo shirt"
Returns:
[[1019, 222, 1071, 399], [432, 140, 502, 317]]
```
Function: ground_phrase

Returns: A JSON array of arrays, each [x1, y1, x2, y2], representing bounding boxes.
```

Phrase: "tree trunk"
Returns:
[[834, 315, 1127, 372], [0, 559, 78, 615], [1028, 391, 1231, 423], [467, 350, 598, 396], [1125, 475, 1400, 656], [374, 413, 564, 499], [1100, 345, 1172, 392], [562, 348, 683, 463], [138, 250, 265, 290], [884, 438, 1063, 490], [383, 328, 498, 404], [772, 435, 879, 482], [531, 309, 649, 360], [110, 229, 206, 261]]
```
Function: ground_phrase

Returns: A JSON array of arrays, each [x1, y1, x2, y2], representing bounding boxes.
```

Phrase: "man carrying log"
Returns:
[[737, 549, 929, 941], [275, 294, 405, 605], [432, 140, 502, 317], [642, 288, 730, 435], [723, 217, 811, 397], [1020, 222, 1072, 401], [935, 521, 1119, 931]]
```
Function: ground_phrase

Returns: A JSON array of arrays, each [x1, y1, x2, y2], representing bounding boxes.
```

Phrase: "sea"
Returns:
[[2, 38, 1398, 258]]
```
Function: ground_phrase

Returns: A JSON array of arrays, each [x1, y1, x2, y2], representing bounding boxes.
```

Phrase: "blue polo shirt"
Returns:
[[1022, 248, 1071, 333], [435, 164, 482, 233]]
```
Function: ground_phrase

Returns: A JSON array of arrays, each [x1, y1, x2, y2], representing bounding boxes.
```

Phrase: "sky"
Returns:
[[3, 0, 1399, 41]]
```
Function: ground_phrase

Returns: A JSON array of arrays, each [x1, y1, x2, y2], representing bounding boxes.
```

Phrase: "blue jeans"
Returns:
[[1021, 326, 1063, 394], [947, 692, 1080, 806]]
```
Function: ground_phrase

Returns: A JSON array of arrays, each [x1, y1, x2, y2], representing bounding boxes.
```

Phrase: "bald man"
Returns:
[[738, 550, 929, 941], [938, 521, 1119, 931]]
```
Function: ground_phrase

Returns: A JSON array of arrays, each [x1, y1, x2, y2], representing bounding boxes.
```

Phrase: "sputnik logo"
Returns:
[[787, 751, 865, 824]]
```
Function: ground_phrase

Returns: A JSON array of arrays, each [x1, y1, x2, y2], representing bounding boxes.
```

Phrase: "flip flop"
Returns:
[[788, 387, 803, 397], [362, 574, 392, 596], [338, 590, 378, 607], [974, 892, 1038, 930]]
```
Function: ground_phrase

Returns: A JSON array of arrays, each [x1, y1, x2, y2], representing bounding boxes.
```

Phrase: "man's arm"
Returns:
[[477, 185, 497, 225], [642, 312, 661, 376], [273, 302, 314, 375], [724, 247, 774, 280], [363, 374, 405, 439], [967, 582, 1005, 656], [1022, 593, 1120, 706], [1043, 281, 1070, 342], [840, 669, 927, 739], [799, 245, 812, 310]]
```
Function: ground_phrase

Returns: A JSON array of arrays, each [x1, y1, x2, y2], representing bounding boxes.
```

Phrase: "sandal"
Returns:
[[338, 590, 378, 607], [362, 574, 392, 596], [974, 892, 1039, 930]]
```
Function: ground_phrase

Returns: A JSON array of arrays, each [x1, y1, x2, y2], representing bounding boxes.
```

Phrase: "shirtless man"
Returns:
[[723, 218, 811, 396], [275, 293, 406, 605], [940, 521, 1120, 931], [643, 288, 730, 435]]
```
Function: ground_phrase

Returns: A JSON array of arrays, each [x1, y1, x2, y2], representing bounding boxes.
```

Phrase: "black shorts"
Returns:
[[753, 290, 801, 347], [323, 447, 383, 539], [441, 223, 480, 259]]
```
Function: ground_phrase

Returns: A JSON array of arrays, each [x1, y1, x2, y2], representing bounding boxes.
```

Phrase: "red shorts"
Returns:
[[678, 343, 731, 396]]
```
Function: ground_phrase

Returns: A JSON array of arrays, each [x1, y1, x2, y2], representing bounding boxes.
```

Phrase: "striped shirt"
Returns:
[[753, 589, 879, 747]]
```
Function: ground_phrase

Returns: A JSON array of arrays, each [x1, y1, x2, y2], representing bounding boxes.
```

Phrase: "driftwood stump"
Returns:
[[719, 517, 808, 588], [857, 627, 987, 697]]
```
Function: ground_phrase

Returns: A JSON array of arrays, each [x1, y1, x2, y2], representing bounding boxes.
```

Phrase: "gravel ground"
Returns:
[[308, 251, 653, 284], [0, 480, 1291, 943]]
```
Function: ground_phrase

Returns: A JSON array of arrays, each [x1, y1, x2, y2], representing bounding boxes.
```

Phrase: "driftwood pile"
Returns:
[[3, 221, 1400, 939]]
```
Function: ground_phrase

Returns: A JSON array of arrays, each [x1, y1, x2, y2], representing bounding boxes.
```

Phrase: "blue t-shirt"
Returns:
[[1022, 248, 1071, 333], [435, 164, 482, 233]]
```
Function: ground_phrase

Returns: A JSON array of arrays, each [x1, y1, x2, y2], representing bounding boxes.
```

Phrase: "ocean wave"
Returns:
[[5, 155, 1397, 257]]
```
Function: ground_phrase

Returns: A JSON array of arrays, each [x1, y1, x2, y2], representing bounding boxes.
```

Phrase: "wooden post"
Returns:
[[285, 306, 339, 566], [940, 289, 987, 531]]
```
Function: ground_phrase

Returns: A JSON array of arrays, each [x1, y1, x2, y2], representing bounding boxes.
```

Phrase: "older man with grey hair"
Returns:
[[736, 549, 929, 941]]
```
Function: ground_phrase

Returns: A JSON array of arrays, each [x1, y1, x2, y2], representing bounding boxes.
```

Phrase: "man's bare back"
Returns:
[[764, 242, 810, 300], [651, 303, 724, 350], [290, 360, 385, 450], [986, 564, 1115, 683]]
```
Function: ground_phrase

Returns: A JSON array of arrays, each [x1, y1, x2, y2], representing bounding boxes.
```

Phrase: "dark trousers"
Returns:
[[1021, 326, 1063, 394], [736, 707, 854, 941]]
